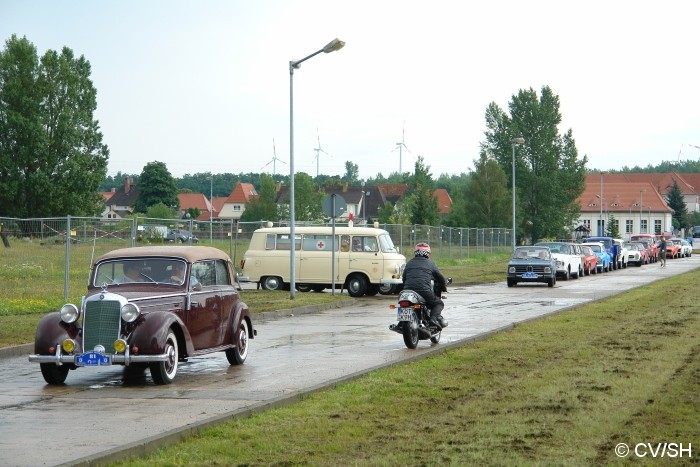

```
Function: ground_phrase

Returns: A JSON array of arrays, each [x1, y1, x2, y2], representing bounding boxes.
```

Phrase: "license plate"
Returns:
[[76, 352, 111, 366], [522, 272, 538, 279], [396, 308, 413, 321]]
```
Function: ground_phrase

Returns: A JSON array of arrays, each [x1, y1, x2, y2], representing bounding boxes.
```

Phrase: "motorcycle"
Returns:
[[389, 278, 451, 349]]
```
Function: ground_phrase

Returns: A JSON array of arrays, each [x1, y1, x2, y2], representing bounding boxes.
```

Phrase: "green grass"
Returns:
[[113, 270, 700, 466]]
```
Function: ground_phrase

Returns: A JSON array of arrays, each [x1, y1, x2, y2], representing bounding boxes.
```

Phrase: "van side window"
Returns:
[[265, 234, 276, 250], [273, 234, 301, 251], [302, 235, 336, 251], [352, 236, 378, 252], [340, 235, 350, 252]]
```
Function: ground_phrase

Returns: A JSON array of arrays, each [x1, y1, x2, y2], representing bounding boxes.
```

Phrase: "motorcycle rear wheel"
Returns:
[[402, 324, 419, 349]]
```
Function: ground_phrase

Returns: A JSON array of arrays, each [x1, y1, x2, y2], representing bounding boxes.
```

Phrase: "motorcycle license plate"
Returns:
[[396, 308, 413, 321]]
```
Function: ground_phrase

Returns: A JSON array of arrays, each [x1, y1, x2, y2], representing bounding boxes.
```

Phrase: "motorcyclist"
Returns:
[[401, 242, 448, 328]]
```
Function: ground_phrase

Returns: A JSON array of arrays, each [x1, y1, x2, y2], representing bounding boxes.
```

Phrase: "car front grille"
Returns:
[[512, 265, 550, 274], [83, 299, 121, 352]]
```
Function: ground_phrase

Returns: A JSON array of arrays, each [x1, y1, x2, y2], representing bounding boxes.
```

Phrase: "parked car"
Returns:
[[534, 242, 582, 280], [613, 239, 629, 269], [29, 246, 255, 385], [630, 234, 658, 263], [579, 245, 599, 275], [626, 242, 648, 266], [506, 246, 557, 287], [662, 238, 681, 259], [583, 236, 621, 270], [670, 238, 692, 257], [165, 229, 199, 243], [581, 241, 612, 273]]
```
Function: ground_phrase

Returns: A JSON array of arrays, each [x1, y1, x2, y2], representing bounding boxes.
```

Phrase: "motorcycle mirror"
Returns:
[[446, 277, 453, 285]]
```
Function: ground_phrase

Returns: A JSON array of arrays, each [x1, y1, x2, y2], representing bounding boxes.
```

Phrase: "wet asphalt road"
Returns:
[[1, 255, 698, 466]]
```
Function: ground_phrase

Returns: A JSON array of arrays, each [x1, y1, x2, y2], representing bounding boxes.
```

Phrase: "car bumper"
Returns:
[[29, 345, 170, 365]]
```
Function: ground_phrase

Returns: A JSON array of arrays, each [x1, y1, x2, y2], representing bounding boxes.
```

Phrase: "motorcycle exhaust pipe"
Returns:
[[418, 325, 431, 339]]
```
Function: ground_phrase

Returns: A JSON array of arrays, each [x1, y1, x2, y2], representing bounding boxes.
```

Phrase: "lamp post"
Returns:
[[639, 189, 646, 233], [209, 175, 213, 242], [289, 38, 345, 299], [599, 171, 605, 236], [511, 137, 525, 249]]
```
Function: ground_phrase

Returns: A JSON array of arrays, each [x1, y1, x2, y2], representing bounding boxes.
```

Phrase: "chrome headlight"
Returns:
[[121, 303, 140, 323], [508, 266, 516, 273], [544, 267, 552, 273], [59, 304, 80, 324]]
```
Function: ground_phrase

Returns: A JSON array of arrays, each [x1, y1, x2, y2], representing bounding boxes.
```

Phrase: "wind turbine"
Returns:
[[260, 138, 286, 176], [313, 128, 331, 178], [393, 121, 411, 174]]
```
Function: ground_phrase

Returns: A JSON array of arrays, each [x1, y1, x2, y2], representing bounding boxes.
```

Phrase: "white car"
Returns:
[[613, 239, 629, 269], [534, 242, 582, 280]]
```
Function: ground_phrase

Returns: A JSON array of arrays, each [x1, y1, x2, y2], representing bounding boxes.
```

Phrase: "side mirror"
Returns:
[[446, 277, 453, 285]]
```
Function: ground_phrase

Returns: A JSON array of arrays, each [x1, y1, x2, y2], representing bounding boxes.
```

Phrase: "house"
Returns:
[[177, 192, 215, 221], [100, 178, 138, 219], [576, 174, 674, 238], [218, 182, 259, 221]]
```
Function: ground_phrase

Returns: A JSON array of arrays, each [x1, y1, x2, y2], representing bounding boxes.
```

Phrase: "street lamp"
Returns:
[[599, 171, 605, 236], [289, 38, 345, 299], [209, 175, 213, 242], [511, 137, 525, 249], [361, 182, 370, 224], [639, 189, 646, 233]]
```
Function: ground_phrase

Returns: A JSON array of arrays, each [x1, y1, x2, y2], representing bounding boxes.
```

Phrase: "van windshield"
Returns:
[[378, 234, 398, 253]]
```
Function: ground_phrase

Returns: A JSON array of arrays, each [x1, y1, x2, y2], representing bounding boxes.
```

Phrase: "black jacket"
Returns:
[[402, 256, 447, 293]]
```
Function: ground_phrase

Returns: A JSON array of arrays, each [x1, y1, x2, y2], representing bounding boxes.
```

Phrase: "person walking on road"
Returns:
[[658, 237, 667, 267]]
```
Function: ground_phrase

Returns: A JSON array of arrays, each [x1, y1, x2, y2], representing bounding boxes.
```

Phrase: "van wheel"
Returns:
[[346, 275, 368, 297], [295, 284, 312, 292], [365, 284, 380, 296], [379, 283, 396, 295], [261, 276, 284, 291]]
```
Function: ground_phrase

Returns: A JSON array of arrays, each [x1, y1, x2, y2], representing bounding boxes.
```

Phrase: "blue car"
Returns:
[[581, 241, 612, 272]]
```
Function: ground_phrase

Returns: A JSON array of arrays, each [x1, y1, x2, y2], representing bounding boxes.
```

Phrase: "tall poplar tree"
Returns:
[[481, 86, 587, 243], [133, 161, 179, 213], [0, 35, 109, 217]]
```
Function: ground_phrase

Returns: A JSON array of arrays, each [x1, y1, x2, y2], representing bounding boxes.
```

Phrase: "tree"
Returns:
[[482, 86, 587, 243], [666, 179, 688, 230], [145, 202, 177, 220], [403, 156, 439, 226], [463, 153, 510, 227], [342, 161, 359, 184], [241, 173, 280, 222], [606, 214, 620, 238], [0, 35, 109, 218], [281, 172, 324, 221], [133, 161, 179, 213]]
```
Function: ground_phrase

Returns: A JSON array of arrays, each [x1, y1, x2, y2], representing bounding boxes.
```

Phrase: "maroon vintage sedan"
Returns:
[[29, 246, 256, 385]]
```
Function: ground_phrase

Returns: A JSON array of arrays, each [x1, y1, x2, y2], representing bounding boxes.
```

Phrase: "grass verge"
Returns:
[[114, 269, 700, 466]]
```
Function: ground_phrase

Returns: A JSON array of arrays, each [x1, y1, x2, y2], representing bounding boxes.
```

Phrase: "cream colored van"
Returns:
[[240, 226, 406, 297]]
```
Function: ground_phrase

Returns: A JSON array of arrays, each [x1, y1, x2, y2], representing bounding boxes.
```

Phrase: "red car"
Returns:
[[29, 246, 256, 385], [579, 245, 599, 275]]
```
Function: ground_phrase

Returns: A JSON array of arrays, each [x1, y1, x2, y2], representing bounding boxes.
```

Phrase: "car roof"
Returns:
[[96, 246, 230, 263]]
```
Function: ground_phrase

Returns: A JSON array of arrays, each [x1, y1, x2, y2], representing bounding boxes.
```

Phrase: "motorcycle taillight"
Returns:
[[398, 301, 412, 308]]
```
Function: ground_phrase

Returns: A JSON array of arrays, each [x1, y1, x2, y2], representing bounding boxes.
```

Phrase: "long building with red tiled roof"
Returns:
[[576, 173, 675, 238]]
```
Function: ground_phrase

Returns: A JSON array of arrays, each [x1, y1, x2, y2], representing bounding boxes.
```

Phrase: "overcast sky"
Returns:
[[2, 1, 700, 181]]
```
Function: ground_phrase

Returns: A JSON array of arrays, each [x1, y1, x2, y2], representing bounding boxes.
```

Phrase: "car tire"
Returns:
[[261, 276, 284, 291], [346, 274, 368, 297], [507, 279, 516, 287], [295, 284, 313, 293], [226, 319, 250, 365], [547, 277, 555, 287], [365, 284, 380, 296], [40, 363, 70, 385], [149, 330, 178, 385]]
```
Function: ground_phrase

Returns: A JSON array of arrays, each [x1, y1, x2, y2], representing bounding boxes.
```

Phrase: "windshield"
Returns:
[[512, 247, 550, 260], [94, 258, 188, 286], [378, 234, 398, 253]]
